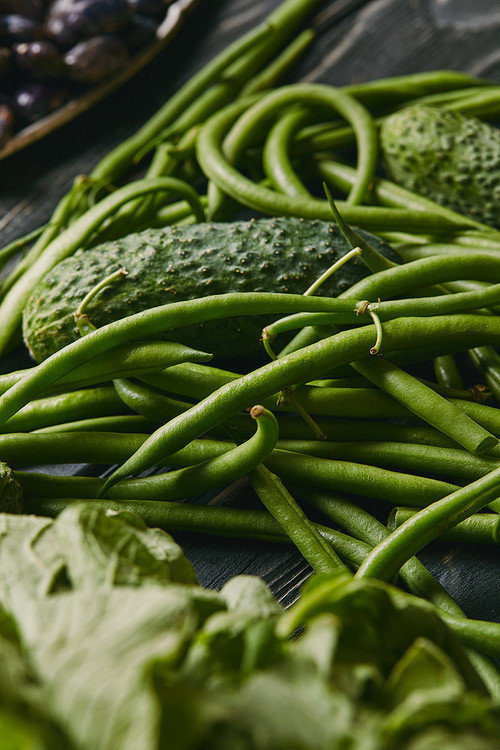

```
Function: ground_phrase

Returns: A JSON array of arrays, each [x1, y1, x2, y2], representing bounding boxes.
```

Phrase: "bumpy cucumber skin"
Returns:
[[23, 217, 395, 362], [0, 462, 23, 514], [381, 105, 500, 228]]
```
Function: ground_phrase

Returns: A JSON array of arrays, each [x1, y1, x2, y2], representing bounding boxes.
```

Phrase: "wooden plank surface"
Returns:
[[0, 0, 499, 617]]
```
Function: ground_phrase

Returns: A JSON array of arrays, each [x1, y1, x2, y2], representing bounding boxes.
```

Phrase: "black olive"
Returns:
[[13, 40, 66, 79], [13, 80, 69, 122], [123, 13, 157, 49], [125, 0, 166, 18], [45, 0, 132, 48], [0, 14, 44, 45], [0, 102, 15, 147], [64, 33, 129, 85]]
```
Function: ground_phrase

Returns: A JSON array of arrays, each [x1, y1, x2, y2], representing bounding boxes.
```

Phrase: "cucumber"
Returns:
[[23, 216, 396, 362], [0, 461, 23, 514], [380, 105, 500, 228]]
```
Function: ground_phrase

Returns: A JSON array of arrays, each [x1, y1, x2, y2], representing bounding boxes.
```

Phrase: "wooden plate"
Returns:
[[0, 0, 202, 162]]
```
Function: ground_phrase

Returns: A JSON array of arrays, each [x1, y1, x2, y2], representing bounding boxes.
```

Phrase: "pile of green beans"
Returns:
[[1, 0, 500, 696], [2, 267, 500, 693]]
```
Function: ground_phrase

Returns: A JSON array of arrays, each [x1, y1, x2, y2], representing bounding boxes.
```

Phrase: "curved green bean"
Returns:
[[211, 82, 378, 207], [389, 507, 500, 545], [16, 407, 278, 501], [356, 465, 500, 581], [197, 91, 473, 231], [262, 107, 315, 197]]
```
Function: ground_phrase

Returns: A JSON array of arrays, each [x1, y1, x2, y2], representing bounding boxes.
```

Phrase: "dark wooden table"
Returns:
[[0, 0, 499, 618]]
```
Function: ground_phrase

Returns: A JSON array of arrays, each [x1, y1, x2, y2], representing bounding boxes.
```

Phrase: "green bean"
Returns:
[[276, 322, 340, 359], [343, 252, 500, 305], [341, 70, 490, 107], [265, 448, 457, 507], [356, 464, 500, 582], [0, 224, 48, 276], [297, 489, 465, 613], [395, 247, 500, 270], [433, 354, 465, 391], [262, 107, 314, 198], [249, 464, 346, 574], [34, 414, 155, 434], [454, 399, 500, 441], [263, 282, 500, 347], [389, 507, 500, 545], [97, 313, 500, 490], [275, 418, 459, 447], [351, 357, 498, 455], [443, 231, 500, 250], [0, 386, 129, 433], [390, 84, 499, 112], [16, 451, 454, 506], [289, 385, 407, 419], [22, 495, 370, 569], [0, 176, 206, 357], [277, 439, 499, 483], [445, 88, 500, 119], [203, 81, 379, 218], [440, 614, 500, 661], [0, 431, 148, 466], [316, 158, 489, 231], [242, 28, 316, 96], [0, 340, 213, 397], [113, 378, 193, 424]]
